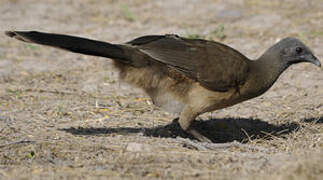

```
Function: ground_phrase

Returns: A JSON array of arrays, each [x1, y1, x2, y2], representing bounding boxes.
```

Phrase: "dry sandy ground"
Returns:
[[0, 0, 322, 179]]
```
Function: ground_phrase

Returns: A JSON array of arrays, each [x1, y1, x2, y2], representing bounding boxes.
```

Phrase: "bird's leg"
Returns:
[[179, 106, 212, 143]]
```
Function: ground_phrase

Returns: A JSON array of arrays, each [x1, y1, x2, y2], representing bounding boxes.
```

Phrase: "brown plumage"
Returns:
[[5, 31, 321, 142]]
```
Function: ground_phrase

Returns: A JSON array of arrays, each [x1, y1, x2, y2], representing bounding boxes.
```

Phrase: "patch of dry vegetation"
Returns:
[[0, 0, 322, 179]]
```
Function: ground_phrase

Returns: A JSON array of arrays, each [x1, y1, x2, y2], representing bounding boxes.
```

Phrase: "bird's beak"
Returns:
[[301, 54, 321, 67]]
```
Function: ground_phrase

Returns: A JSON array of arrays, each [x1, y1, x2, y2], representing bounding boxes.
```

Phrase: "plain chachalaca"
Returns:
[[5, 31, 321, 142]]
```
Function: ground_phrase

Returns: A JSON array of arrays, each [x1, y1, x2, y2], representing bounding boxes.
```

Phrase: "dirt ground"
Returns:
[[0, 0, 322, 179]]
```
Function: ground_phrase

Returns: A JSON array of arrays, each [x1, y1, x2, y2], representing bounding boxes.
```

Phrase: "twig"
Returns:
[[241, 128, 253, 142], [0, 140, 35, 148]]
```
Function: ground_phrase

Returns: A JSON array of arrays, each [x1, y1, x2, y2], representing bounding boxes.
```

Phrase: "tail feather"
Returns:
[[5, 31, 129, 62]]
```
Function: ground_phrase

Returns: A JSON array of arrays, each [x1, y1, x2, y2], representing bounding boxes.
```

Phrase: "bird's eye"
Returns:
[[296, 47, 303, 54]]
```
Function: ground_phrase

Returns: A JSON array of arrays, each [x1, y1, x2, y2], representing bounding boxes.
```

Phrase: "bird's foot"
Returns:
[[176, 137, 270, 152], [187, 129, 212, 143]]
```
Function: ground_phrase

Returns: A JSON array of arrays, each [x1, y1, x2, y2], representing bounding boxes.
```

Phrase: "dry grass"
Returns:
[[0, 0, 322, 179]]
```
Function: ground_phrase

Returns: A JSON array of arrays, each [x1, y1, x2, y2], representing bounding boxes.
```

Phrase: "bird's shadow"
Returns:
[[59, 116, 322, 143]]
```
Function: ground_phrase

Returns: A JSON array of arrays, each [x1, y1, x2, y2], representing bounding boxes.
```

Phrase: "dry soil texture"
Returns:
[[0, 0, 322, 179]]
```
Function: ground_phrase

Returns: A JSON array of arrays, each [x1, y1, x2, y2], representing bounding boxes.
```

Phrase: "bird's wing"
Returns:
[[127, 35, 250, 92]]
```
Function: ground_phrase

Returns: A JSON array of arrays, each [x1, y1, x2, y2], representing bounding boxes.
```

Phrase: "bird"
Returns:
[[5, 31, 321, 142]]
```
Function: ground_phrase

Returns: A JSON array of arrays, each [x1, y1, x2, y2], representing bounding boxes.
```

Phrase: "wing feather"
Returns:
[[127, 35, 250, 92]]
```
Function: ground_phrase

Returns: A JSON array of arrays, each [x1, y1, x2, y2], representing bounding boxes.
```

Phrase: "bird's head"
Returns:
[[274, 37, 321, 68]]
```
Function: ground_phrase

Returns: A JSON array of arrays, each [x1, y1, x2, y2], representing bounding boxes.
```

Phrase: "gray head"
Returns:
[[269, 37, 321, 68]]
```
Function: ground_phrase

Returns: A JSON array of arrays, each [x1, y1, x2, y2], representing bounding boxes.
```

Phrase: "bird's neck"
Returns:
[[245, 50, 287, 97]]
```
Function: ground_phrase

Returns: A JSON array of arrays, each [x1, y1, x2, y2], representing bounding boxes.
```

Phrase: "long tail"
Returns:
[[5, 31, 132, 63]]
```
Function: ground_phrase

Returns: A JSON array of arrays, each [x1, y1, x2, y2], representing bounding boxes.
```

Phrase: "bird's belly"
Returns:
[[188, 84, 247, 114]]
